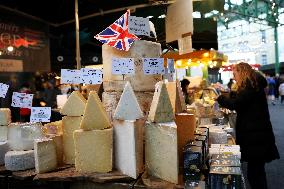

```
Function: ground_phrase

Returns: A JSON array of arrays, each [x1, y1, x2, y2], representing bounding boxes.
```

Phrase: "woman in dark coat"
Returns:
[[216, 62, 279, 189]]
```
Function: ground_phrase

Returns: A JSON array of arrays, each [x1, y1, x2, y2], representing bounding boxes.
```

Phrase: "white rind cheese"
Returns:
[[0, 142, 9, 165], [0, 108, 11, 126], [34, 139, 57, 173], [60, 91, 87, 116], [0, 126, 8, 141], [145, 122, 178, 184], [5, 150, 35, 171], [113, 120, 144, 179], [148, 82, 174, 123], [80, 91, 111, 130], [113, 82, 143, 120], [7, 122, 43, 150], [74, 128, 113, 173]]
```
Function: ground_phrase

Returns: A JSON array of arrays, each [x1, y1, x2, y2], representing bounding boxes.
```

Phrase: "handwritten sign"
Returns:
[[128, 16, 150, 36], [81, 68, 103, 84], [167, 59, 175, 73], [61, 69, 81, 84], [178, 35, 193, 55], [0, 83, 9, 98], [30, 107, 51, 122], [143, 58, 165, 75], [11, 92, 33, 108], [0, 59, 23, 72], [112, 58, 135, 75]]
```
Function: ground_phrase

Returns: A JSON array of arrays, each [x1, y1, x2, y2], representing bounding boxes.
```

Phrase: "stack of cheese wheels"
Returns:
[[74, 91, 112, 173], [145, 82, 179, 184], [113, 82, 144, 179], [0, 108, 11, 165]]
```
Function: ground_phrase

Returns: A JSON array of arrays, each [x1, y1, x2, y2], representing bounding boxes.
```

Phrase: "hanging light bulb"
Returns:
[[7, 46, 14, 52]]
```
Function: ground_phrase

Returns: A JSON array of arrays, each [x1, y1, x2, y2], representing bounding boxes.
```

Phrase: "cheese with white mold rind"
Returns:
[[0, 126, 8, 141], [74, 128, 113, 173], [145, 121, 178, 184], [34, 139, 57, 173], [7, 122, 43, 150], [80, 91, 111, 130], [0, 142, 9, 165], [0, 108, 11, 126], [114, 82, 143, 120], [5, 150, 35, 171], [113, 119, 144, 179], [60, 91, 87, 116], [62, 116, 82, 164], [148, 82, 174, 123]]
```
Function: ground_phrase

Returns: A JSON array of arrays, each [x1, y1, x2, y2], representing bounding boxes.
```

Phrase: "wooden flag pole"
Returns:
[[75, 0, 82, 91]]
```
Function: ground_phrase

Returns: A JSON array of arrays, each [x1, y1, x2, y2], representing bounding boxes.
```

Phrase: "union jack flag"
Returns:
[[94, 10, 139, 51]]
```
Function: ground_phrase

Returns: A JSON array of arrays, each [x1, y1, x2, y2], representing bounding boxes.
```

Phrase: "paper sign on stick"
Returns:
[[128, 16, 150, 36], [178, 35, 193, 55], [61, 69, 81, 84], [30, 107, 51, 122], [81, 68, 103, 84], [11, 92, 33, 108], [143, 58, 165, 75], [0, 83, 9, 98], [112, 58, 135, 75], [167, 59, 175, 73]]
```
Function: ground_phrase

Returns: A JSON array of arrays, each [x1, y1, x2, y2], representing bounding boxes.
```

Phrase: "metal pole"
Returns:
[[75, 0, 81, 70]]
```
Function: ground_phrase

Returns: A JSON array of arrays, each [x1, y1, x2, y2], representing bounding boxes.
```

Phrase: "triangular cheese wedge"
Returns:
[[80, 91, 111, 130], [166, 82, 177, 114], [148, 82, 174, 123], [176, 80, 187, 113], [114, 82, 143, 120], [60, 91, 86, 116]]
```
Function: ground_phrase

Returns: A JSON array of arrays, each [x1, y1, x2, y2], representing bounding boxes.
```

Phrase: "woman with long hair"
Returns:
[[216, 62, 279, 189]]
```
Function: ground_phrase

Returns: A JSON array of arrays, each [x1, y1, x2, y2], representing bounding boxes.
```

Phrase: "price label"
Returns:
[[0, 83, 9, 98], [112, 58, 135, 75], [81, 68, 103, 84], [143, 58, 165, 75], [128, 16, 150, 36], [30, 107, 51, 122], [11, 92, 33, 108], [167, 59, 175, 73], [61, 69, 81, 84]]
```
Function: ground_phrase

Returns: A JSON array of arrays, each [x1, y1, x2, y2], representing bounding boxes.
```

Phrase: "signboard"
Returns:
[[166, 0, 193, 42], [0, 59, 23, 72], [112, 58, 135, 75], [60, 69, 81, 84], [0, 83, 9, 98], [178, 35, 193, 55], [30, 107, 51, 122], [11, 92, 33, 108], [80, 68, 103, 84], [128, 16, 150, 36], [143, 58, 165, 75]]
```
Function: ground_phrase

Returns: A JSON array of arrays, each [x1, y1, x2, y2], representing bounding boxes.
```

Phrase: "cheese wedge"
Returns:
[[60, 91, 87, 116], [0, 108, 11, 125]]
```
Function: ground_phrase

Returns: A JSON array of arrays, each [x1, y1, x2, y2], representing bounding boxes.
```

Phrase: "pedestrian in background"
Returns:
[[279, 81, 284, 104], [216, 62, 279, 189]]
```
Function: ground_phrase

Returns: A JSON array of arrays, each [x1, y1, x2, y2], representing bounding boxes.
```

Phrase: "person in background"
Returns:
[[279, 81, 284, 104], [180, 78, 190, 104], [267, 75, 276, 105], [274, 73, 280, 102], [227, 78, 234, 91], [216, 62, 279, 189]]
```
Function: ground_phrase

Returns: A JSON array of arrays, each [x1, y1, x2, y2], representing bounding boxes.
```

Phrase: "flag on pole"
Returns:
[[94, 10, 139, 51]]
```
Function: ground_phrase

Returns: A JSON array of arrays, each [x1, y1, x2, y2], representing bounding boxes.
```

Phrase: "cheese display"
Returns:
[[0, 126, 8, 141], [5, 150, 35, 171], [0, 108, 11, 125], [148, 82, 174, 123], [60, 91, 87, 116], [74, 128, 113, 173], [0, 142, 9, 165], [175, 113, 196, 164], [43, 120, 63, 135], [102, 40, 162, 92], [7, 122, 43, 150], [113, 119, 144, 179], [145, 122, 178, 184], [166, 81, 186, 114], [80, 91, 111, 130], [62, 116, 82, 164], [34, 139, 57, 173], [113, 82, 144, 120], [50, 135, 64, 166]]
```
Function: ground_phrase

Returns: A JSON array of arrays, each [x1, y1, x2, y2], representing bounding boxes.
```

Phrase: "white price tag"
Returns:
[[143, 58, 165, 75], [0, 83, 9, 98], [11, 92, 33, 108], [167, 59, 175, 73], [30, 107, 51, 122], [61, 69, 81, 84], [81, 68, 103, 84], [128, 16, 150, 36], [112, 58, 135, 75]]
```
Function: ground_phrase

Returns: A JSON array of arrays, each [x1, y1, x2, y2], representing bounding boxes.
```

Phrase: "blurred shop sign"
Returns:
[[0, 59, 23, 72]]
